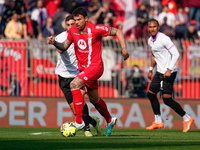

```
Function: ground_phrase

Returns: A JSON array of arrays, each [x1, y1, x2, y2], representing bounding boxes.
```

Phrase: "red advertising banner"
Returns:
[[31, 40, 57, 79], [0, 97, 199, 129], [181, 41, 200, 78], [0, 40, 27, 96]]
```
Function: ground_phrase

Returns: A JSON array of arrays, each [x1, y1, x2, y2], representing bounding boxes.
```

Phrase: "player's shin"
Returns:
[[93, 97, 112, 123], [83, 104, 92, 131], [72, 89, 84, 124], [147, 92, 161, 115]]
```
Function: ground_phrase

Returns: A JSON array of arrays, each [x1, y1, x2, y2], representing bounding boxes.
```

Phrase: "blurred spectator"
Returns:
[[31, 0, 48, 29], [162, 0, 177, 15], [26, 12, 35, 38], [15, 0, 26, 19], [183, 0, 200, 31], [25, 0, 37, 13], [137, 3, 148, 28], [15, 0, 29, 39], [158, 5, 176, 28], [57, 12, 70, 34], [184, 20, 199, 44], [123, 65, 147, 98], [149, 0, 162, 17], [2, 0, 16, 23], [134, 22, 143, 39], [0, 0, 5, 14], [87, 0, 101, 18], [0, 0, 5, 37], [4, 13, 23, 39], [44, 0, 61, 17], [148, 7, 158, 20], [52, 4, 66, 34], [62, 0, 78, 13], [42, 17, 55, 38], [0, 0, 15, 36], [7, 73, 21, 96], [94, 0, 116, 27], [76, 0, 89, 10], [175, 6, 188, 39], [160, 16, 175, 39]]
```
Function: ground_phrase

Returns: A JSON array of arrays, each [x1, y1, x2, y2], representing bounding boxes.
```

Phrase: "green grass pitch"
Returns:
[[0, 127, 200, 150]]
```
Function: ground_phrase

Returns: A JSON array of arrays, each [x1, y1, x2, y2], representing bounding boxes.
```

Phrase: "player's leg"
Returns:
[[146, 72, 164, 130], [59, 75, 96, 136], [70, 77, 86, 130], [83, 104, 102, 136], [88, 88, 117, 136], [59, 76, 85, 131], [58, 76, 75, 114], [162, 72, 194, 132]]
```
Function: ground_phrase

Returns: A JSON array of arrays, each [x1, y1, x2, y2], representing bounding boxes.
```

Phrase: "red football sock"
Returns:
[[71, 89, 83, 124], [93, 98, 112, 123]]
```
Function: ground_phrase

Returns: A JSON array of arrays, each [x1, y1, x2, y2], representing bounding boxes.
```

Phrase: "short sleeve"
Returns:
[[95, 25, 111, 37]]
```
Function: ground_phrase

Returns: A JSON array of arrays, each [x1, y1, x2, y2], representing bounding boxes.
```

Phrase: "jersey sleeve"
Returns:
[[161, 35, 174, 50], [162, 34, 180, 70], [95, 25, 111, 37]]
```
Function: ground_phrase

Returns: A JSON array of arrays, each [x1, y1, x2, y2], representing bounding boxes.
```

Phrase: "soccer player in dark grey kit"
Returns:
[[146, 19, 194, 132]]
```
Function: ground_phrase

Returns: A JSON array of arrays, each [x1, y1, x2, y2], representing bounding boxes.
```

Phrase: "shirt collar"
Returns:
[[150, 31, 160, 42]]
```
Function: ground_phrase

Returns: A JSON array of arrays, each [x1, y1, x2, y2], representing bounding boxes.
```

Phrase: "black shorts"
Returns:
[[149, 72, 177, 95], [58, 75, 74, 104]]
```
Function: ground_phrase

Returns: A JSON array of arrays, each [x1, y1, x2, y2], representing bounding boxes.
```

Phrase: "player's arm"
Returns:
[[109, 27, 129, 60], [164, 45, 180, 78], [54, 39, 72, 51], [162, 36, 180, 78], [57, 49, 64, 54], [47, 36, 72, 51], [147, 54, 156, 82], [168, 45, 180, 71], [150, 54, 156, 69]]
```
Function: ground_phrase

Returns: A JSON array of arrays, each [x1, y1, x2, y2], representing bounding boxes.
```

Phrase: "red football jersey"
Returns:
[[67, 22, 111, 71]]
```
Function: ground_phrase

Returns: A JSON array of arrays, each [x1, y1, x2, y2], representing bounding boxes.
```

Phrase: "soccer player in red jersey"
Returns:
[[47, 7, 129, 136]]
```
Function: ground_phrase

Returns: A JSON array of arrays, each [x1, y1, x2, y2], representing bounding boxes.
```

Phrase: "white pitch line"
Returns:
[[29, 132, 85, 137], [29, 132, 51, 135]]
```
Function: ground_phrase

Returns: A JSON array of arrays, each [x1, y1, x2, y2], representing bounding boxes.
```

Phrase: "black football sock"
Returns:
[[147, 92, 161, 115], [83, 104, 91, 131], [90, 118, 97, 127], [163, 97, 186, 117]]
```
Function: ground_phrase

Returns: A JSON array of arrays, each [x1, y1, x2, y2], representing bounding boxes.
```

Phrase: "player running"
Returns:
[[55, 15, 102, 137], [47, 7, 129, 136], [146, 19, 194, 132]]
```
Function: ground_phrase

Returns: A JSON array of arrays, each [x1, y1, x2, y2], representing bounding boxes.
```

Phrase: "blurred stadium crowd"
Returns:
[[0, 0, 199, 43]]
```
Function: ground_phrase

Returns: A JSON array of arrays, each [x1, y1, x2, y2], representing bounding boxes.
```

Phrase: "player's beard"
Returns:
[[77, 22, 87, 31]]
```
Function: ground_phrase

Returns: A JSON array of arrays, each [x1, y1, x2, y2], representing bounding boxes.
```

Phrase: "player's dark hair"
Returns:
[[72, 6, 87, 18], [148, 19, 159, 26], [65, 15, 74, 22]]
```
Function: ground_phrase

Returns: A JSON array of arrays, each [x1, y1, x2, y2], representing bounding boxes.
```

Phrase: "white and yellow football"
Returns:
[[60, 122, 77, 137]]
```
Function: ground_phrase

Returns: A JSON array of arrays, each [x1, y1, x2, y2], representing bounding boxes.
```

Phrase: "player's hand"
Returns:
[[164, 69, 171, 78], [47, 36, 55, 44], [122, 49, 129, 60], [147, 71, 152, 82]]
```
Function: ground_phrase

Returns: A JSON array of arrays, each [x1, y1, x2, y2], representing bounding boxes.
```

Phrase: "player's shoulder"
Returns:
[[94, 23, 110, 32], [55, 31, 67, 42], [159, 32, 171, 41], [68, 25, 78, 33]]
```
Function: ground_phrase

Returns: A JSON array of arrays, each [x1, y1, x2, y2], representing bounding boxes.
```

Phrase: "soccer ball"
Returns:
[[60, 122, 77, 137]]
